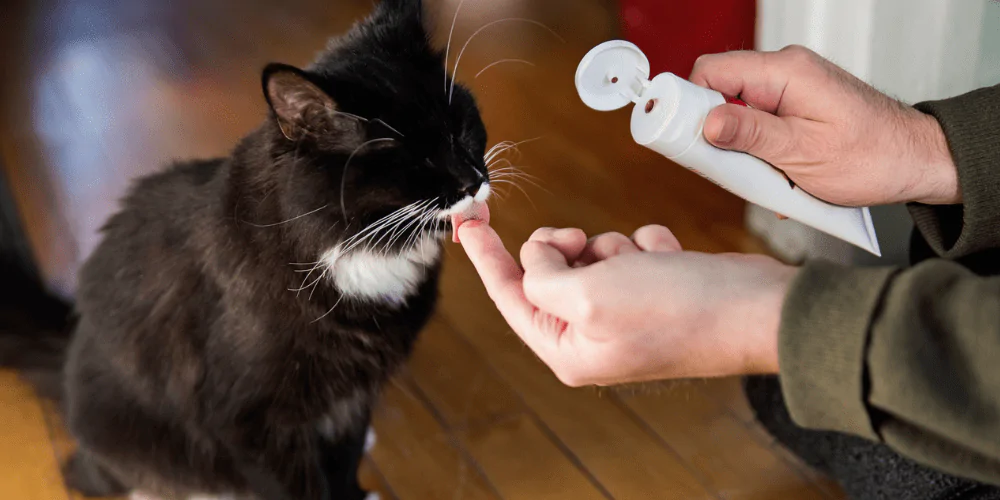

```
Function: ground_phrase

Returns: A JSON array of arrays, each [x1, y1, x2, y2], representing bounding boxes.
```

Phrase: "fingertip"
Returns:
[[689, 53, 720, 86], [554, 227, 587, 243], [704, 106, 739, 146], [457, 220, 495, 249], [632, 225, 683, 252], [520, 240, 572, 275], [529, 227, 588, 263], [529, 227, 557, 242]]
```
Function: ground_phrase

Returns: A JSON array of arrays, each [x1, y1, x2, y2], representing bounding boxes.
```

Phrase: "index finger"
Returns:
[[457, 222, 555, 353], [689, 50, 789, 113]]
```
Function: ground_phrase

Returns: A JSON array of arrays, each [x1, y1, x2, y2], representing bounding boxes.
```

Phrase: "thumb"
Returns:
[[704, 104, 794, 163], [520, 241, 582, 320]]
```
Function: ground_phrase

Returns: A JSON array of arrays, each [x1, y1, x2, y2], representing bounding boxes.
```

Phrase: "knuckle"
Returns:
[[691, 53, 715, 71], [521, 272, 545, 301], [575, 289, 602, 323], [781, 44, 816, 65], [741, 115, 768, 151]]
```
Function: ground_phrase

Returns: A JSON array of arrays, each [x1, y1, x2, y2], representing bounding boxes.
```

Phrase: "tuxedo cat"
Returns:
[[50, 0, 491, 498]]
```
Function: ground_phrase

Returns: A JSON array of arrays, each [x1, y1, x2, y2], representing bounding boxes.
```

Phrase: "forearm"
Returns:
[[779, 260, 1000, 485]]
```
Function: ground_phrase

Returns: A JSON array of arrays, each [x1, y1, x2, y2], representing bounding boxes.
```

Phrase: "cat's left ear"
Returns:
[[262, 63, 358, 143]]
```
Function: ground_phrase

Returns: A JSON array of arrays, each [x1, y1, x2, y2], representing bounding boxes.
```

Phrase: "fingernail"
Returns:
[[617, 244, 640, 255], [554, 228, 579, 240], [712, 114, 739, 145]]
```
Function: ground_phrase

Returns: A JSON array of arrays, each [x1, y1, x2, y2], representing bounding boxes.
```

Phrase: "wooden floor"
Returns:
[[1, 0, 846, 498]]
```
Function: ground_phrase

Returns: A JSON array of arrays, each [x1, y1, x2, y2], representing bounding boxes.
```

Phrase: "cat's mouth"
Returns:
[[438, 183, 491, 243]]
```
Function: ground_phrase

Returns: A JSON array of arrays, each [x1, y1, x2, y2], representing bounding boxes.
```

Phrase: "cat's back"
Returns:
[[75, 158, 227, 330]]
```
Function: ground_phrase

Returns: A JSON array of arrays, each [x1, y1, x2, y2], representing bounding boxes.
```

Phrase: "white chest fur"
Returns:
[[321, 236, 442, 306]]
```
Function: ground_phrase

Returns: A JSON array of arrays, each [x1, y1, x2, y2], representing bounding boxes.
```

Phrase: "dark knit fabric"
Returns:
[[909, 85, 1000, 258], [744, 376, 1000, 500]]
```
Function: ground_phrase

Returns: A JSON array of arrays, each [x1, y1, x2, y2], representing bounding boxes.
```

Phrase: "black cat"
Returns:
[[6, 0, 492, 498]]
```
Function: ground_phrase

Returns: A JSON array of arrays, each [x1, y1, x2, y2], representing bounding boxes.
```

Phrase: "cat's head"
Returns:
[[259, 0, 489, 258]]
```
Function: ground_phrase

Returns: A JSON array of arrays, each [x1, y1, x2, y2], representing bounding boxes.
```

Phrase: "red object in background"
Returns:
[[620, 0, 757, 79]]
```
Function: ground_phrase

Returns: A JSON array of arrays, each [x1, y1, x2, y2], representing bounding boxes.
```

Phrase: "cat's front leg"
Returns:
[[218, 426, 335, 500], [316, 410, 372, 500]]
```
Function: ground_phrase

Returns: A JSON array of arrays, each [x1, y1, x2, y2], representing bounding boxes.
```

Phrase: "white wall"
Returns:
[[750, 0, 1000, 265]]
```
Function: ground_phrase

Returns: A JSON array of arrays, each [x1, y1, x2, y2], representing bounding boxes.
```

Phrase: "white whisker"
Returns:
[[313, 294, 345, 323], [241, 204, 329, 228], [334, 111, 369, 123], [488, 161, 517, 173], [388, 202, 440, 256], [293, 262, 324, 297], [475, 58, 536, 79], [492, 179, 536, 208], [484, 137, 542, 163], [494, 171, 548, 194], [341, 201, 422, 248], [367, 200, 435, 255], [444, 0, 468, 93], [491, 188, 509, 202], [383, 203, 436, 255], [491, 168, 541, 181], [343, 199, 436, 255], [402, 209, 440, 254], [344, 204, 424, 255], [372, 118, 405, 138], [450, 19, 565, 103], [308, 269, 328, 300]]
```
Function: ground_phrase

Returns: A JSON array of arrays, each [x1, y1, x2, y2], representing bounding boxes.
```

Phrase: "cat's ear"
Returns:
[[262, 63, 349, 142]]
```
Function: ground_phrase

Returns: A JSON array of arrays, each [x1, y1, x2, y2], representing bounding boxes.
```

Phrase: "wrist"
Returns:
[[729, 258, 796, 376], [905, 111, 961, 205]]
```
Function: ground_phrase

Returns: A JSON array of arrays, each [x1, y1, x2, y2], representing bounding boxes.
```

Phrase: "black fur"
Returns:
[[2, 1, 488, 499]]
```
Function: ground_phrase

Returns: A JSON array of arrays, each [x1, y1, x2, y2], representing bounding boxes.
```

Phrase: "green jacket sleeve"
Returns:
[[779, 85, 1000, 485], [781, 261, 1000, 484], [908, 84, 1000, 257]]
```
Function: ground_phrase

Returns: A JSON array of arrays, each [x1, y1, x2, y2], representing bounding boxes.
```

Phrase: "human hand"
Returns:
[[691, 45, 959, 206], [458, 222, 795, 387]]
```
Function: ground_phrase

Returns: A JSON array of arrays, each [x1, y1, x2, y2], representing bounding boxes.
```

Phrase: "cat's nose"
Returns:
[[460, 182, 481, 198]]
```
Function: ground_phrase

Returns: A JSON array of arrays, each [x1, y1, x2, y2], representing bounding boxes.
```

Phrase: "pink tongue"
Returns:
[[451, 202, 491, 243]]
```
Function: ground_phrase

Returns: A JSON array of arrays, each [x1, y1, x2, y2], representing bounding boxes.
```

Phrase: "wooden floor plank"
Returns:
[[767, 441, 848, 500], [438, 258, 717, 499], [407, 316, 525, 429], [368, 380, 499, 500], [696, 377, 757, 425], [459, 414, 608, 500], [677, 379, 847, 499], [619, 386, 829, 500], [358, 457, 397, 500], [0, 371, 70, 500]]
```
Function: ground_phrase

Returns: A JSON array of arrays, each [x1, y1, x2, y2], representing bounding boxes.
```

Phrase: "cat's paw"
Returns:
[[364, 493, 381, 500], [364, 427, 377, 452]]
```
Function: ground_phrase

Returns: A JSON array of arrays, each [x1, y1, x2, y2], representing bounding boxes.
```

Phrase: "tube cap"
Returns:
[[575, 40, 650, 111]]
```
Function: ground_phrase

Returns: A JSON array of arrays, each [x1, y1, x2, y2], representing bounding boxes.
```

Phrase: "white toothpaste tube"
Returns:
[[575, 41, 880, 257]]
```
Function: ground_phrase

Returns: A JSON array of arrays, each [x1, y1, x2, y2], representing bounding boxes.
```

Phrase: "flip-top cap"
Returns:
[[575, 40, 651, 111]]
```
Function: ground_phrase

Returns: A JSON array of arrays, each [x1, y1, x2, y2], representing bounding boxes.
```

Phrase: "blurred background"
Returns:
[[1, 0, 997, 498]]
